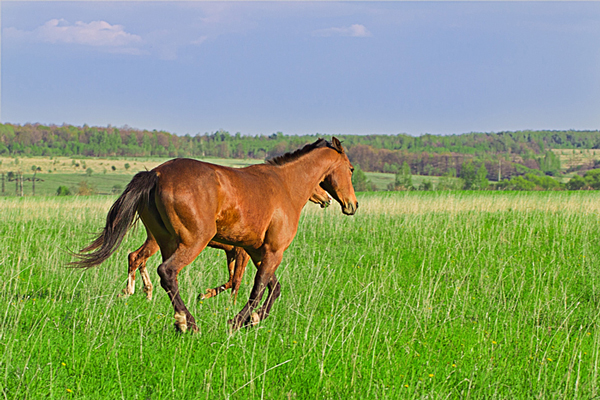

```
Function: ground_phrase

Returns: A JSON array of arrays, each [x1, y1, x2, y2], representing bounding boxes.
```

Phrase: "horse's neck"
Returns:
[[277, 149, 334, 206]]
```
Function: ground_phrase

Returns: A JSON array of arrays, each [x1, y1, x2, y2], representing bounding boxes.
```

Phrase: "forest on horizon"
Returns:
[[1, 122, 600, 188]]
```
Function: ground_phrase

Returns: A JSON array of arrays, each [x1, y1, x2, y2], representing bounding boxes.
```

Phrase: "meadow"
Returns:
[[1, 191, 599, 399], [551, 149, 600, 173], [0, 156, 265, 196]]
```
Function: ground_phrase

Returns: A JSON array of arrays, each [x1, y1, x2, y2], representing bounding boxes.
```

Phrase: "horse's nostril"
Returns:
[[356, 201, 359, 209]]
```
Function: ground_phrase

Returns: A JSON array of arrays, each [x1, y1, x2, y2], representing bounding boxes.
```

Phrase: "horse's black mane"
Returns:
[[265, 138, 341, 166]]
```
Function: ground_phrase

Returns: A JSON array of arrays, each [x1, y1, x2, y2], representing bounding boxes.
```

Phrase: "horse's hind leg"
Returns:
[[121, 234, 159, 299], [158, 240, 211, 333]]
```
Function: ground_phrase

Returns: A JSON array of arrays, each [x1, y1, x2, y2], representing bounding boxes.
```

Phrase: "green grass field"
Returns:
[[364, 172, 457, 191], [1, 192, 600, 399]]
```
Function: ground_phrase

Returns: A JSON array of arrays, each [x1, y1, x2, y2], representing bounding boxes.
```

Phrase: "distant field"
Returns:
[[1, 191, 599, 398], [551, 148, 600, 172], [0, 155, 464, 195], [0, 155, 446, 195], [0, 156, 263, 175], [365, 172, 459, 191], [0, 156, 262, 196]]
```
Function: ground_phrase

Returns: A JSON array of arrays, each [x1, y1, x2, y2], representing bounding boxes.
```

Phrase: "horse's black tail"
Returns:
[[69, 171, 159, 269]]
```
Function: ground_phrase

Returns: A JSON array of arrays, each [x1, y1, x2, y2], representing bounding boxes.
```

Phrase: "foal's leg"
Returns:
[[199, 247, 251, 304], [121, 235, 159, 299], [230, 248, 251, 304], [199, 246, 237, 300], [229, 250, 282, 331]]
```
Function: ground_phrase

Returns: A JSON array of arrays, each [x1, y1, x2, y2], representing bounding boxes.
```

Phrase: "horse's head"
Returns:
[[309, 184, 332, 208], [320, 137, 359, 215]]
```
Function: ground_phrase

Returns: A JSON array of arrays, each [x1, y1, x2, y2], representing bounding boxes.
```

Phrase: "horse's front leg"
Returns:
[[228, 250, 282, 331], [253, 273, 281, 322]]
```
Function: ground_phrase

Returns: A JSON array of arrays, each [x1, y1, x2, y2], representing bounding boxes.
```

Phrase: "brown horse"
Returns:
[[121, 185, 332, 303], [72, 137, 357, 332]]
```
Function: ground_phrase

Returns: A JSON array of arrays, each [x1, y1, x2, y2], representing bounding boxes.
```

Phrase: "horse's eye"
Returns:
[[350, 167, 354, 173]]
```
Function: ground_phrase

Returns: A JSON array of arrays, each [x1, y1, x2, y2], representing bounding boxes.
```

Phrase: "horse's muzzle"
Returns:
[[342, 201, 358, 215], [320, 194, 333, 208]]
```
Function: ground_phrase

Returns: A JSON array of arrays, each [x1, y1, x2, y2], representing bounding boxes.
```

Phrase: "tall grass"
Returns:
[[1, 191, 599, 399]]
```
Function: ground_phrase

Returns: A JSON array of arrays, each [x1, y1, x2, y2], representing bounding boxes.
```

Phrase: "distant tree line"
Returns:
[[379, 160, 600, 192], [0, 123, 320, 160], [3, 124, 598, 158], [2, 123, 600, 188]]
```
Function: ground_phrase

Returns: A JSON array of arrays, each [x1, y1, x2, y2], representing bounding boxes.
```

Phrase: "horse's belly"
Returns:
[[211, 232, 262, 249], [213, 218, 266, 249]]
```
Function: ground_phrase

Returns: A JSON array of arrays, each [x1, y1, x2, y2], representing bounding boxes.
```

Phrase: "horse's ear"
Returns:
[[331, 137, 344, 153]]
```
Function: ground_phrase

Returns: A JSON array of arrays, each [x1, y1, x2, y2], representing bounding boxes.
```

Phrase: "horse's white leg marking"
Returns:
[[127, 273, 135, 294], [120, 273, 135, 297], [139, 268, 153, 300], [174, 311, 188, 333], [250, 312, 260, 327]]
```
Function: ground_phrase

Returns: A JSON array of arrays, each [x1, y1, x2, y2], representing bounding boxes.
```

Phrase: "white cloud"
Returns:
[[313, 24, 372, 38], [4, 19, 142, 47], [191, 36, 209, 46]]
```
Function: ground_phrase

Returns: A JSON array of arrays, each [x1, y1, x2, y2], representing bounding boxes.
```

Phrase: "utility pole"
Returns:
[[498, 159, 501, 181], [32, 169, 37, 196]]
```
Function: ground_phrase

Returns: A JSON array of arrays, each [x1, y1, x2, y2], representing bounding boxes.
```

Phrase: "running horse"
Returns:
[[121, 185, 332, 303], [72, 137, 357, 332]]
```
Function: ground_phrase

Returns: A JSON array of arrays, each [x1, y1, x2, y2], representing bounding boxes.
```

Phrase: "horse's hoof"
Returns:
[[250, 312, 260, 327], [227, 319, 237, 334], [174, 311, 188, 333], [199, 288, 216, 301], [228, 318, 244, 333]]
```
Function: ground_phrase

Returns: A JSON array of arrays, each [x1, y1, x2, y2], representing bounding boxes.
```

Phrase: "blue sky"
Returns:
[[2, 1, 600, 136]]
